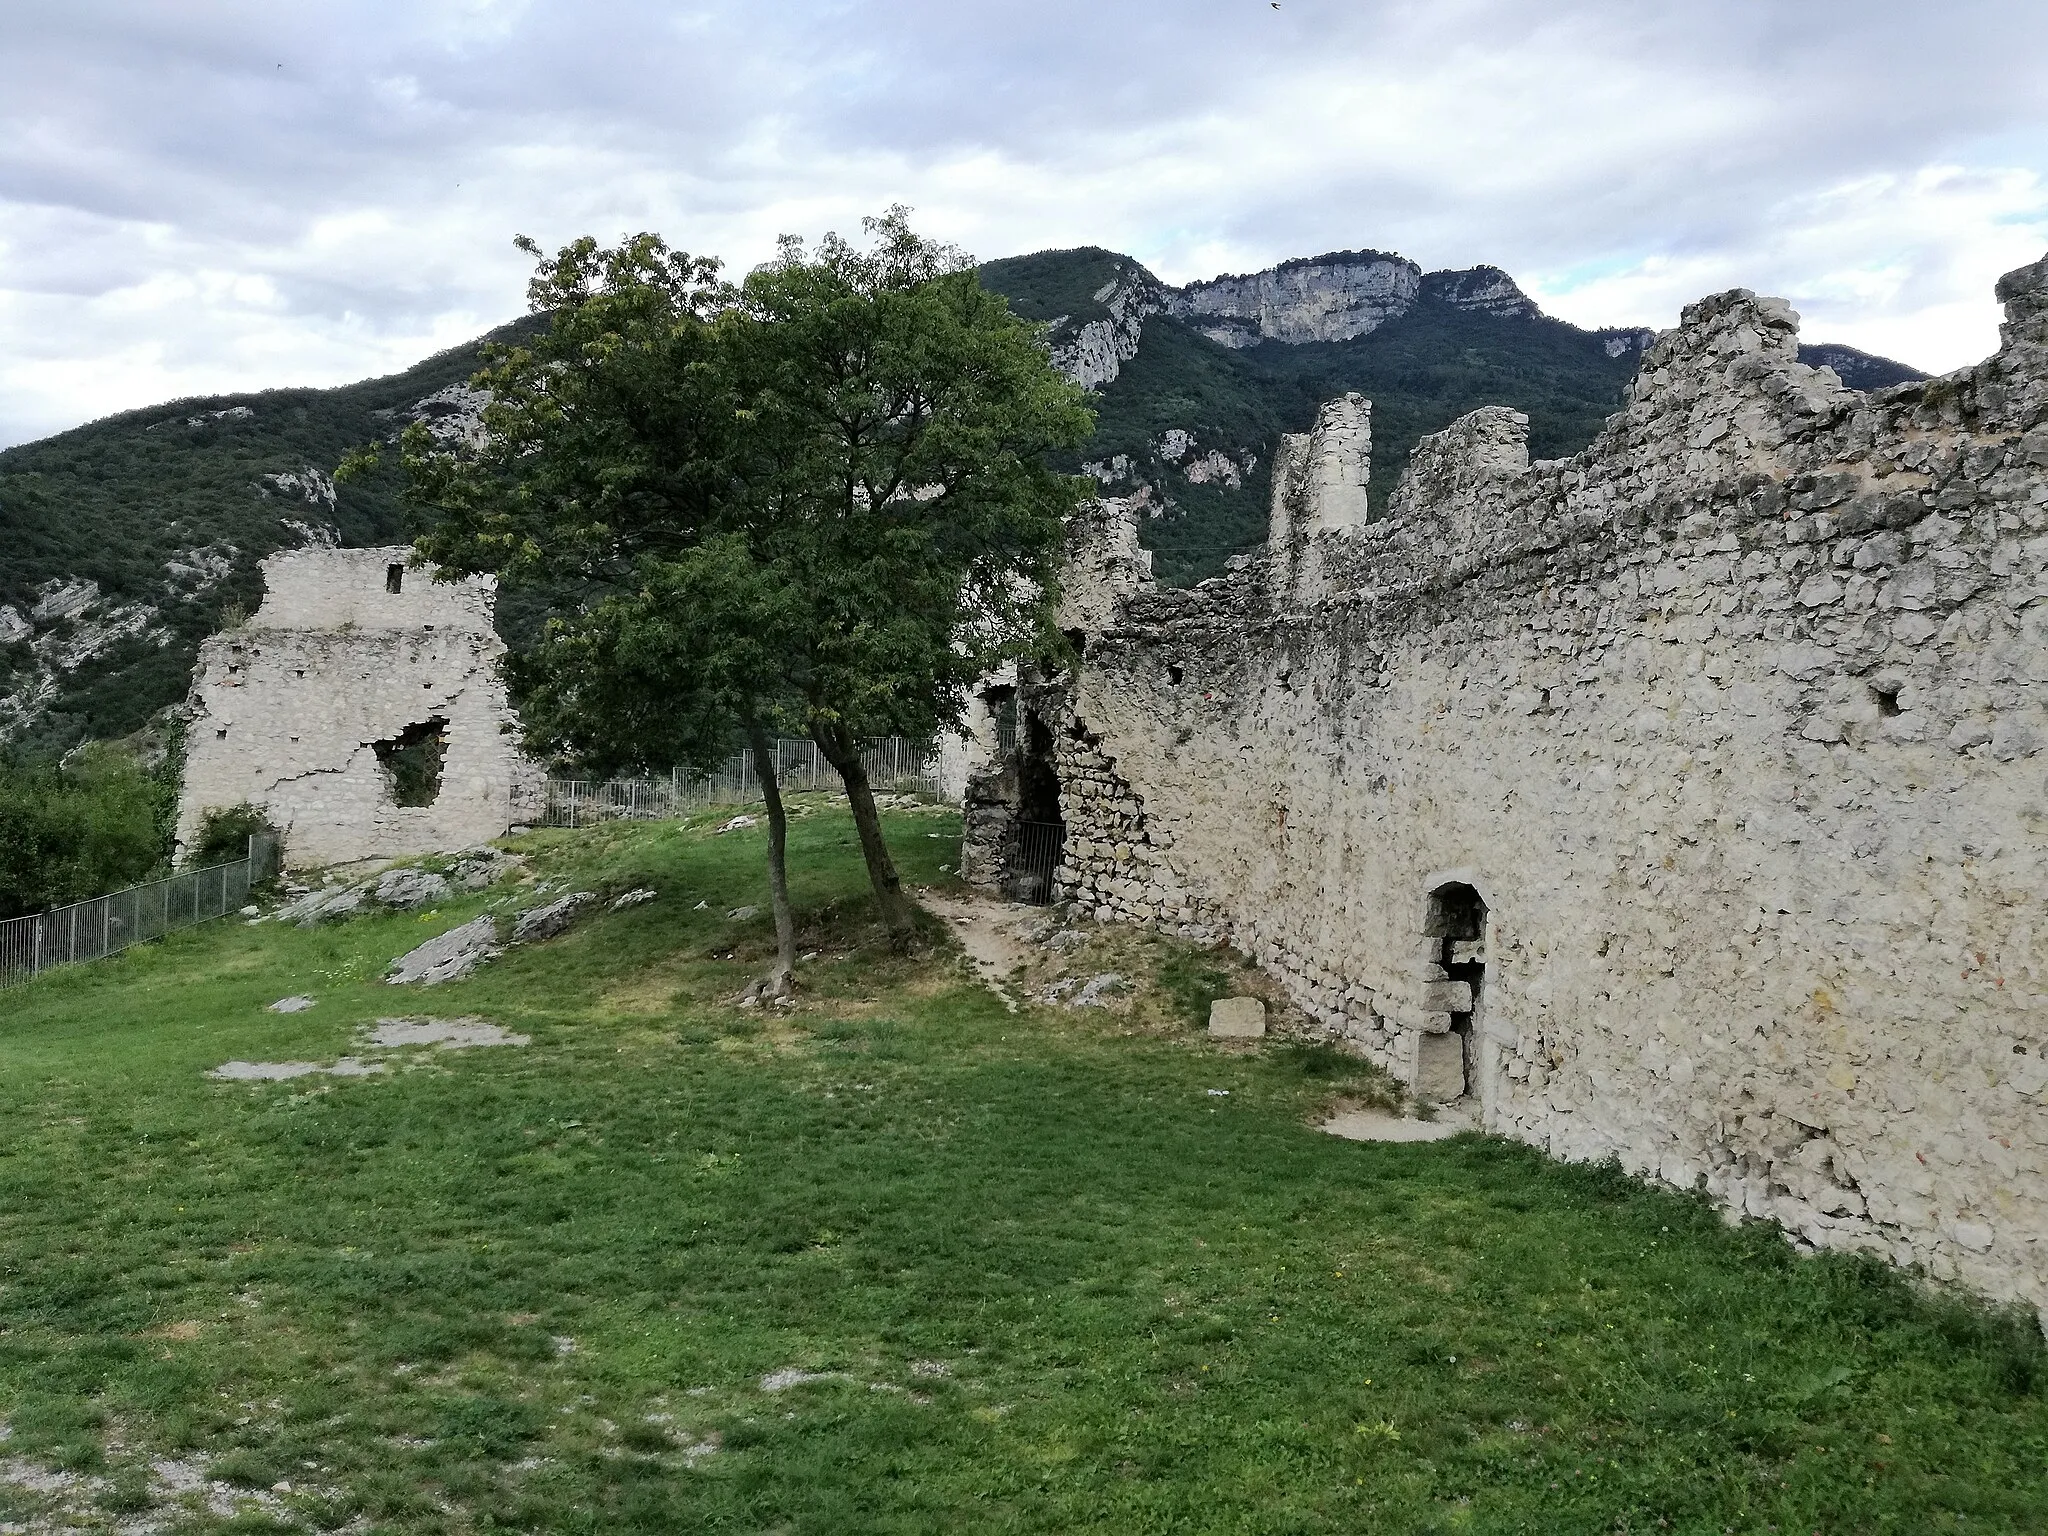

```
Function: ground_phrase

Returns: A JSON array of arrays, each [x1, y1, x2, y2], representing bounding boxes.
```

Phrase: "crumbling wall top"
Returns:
[[253, 546, 496, 635]]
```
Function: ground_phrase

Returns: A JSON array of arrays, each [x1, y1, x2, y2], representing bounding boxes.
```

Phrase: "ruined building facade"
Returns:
[[176, 547, 535, 869], [966, 254, 2048, 1318]]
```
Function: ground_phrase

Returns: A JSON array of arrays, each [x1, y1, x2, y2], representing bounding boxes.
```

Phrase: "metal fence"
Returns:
[[540, 736, 952, 829], [1, 834, 281, 989], [1004, 820, 1066, 906]]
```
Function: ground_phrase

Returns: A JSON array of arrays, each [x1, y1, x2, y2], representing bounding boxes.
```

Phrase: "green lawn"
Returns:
[[0, 804, 2042, 1534]]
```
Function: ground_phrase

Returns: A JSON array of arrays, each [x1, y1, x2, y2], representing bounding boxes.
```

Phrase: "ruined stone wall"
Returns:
[[987, 255, 2048, 1318], [175, 547, 535, 869]]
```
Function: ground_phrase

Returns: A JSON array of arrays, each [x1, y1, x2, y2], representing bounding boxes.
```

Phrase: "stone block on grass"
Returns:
[[1208, 996, 1267, 1039]]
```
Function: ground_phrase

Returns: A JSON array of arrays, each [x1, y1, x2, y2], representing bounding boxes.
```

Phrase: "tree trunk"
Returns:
[[747, 725, 797, 1001], [812, 721, 918, 951]]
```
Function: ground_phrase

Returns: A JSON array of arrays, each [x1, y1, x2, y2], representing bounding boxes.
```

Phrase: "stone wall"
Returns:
[[970, 253, 2048, 1319], [175, 547, 535, 869]]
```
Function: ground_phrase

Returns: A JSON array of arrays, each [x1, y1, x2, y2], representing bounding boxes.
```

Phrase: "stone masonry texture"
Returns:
[[175, 547, 536, 869], [970, 253, 2048, 1322]]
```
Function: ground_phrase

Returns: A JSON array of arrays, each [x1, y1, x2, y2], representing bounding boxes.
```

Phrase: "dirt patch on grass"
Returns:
[[921, 891, 1042, 1011], [364, 1017, 529, 1050], [209, 1017, 529, 1081], [209, 1058, 387, 1081]]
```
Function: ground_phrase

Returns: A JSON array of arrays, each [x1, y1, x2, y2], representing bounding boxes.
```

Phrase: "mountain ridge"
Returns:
[[0, 245, 1929, 755]]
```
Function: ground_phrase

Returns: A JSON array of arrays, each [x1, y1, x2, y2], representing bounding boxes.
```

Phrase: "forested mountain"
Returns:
[[975, 247, 1928, 585], [0, 245, 1928, 755], [0, 319, 540, 755]]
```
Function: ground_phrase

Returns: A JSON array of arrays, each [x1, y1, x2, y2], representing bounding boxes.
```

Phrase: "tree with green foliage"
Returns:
[[716, 210, 1095, 945], [0, 745, 172, 919], [394, 209, 1092, 987]]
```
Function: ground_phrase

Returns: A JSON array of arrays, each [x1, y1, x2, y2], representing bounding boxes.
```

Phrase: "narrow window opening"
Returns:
[[1423, 882, 1489, 1101], [215, 728, 228, 740], [1167, 663, 1185, 685], [373, 716, 449, 807], [385, 563, 404, 595], [1872, 683, 1902, 718]]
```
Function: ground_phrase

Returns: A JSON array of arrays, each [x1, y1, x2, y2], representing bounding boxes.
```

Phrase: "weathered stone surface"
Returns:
[[511, 892, 595, 944], [450, 847, 519, 890], [387, 915, 499, 986], [374, 868, 452, 911], [1414, 1034, 1466, 1102], [1072, 972, 1127, 1008], [1208, 996, 1268, 1038], [175, 548, 542, 870], [967, 252, 2048, 1318], [279, 884, 366, 928]]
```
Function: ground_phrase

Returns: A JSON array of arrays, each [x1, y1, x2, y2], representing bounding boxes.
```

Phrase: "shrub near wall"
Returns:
[[0, 748, 170, 919]]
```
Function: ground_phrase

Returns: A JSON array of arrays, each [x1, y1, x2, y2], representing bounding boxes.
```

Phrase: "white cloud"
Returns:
[[1527, 163, 2048, 371], [1, 0, 2045, 445]]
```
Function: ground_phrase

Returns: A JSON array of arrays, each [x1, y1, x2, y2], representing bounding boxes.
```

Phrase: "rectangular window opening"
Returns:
[[385, 563, 404, 595]]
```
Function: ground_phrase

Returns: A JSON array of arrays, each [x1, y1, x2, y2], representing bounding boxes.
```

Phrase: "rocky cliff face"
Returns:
[[1169, 251, 1425, 347], [1046, 265, 1165, 390], [1033, 250, 1553, 390]]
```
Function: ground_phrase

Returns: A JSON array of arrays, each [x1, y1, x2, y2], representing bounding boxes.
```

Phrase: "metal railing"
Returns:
[[1005, 820, 1066, 906], [0, 834, 280, 989], [540, 736, 952, 829]]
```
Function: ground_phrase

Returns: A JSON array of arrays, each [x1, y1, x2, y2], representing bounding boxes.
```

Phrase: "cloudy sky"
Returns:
[[3, 0, 2045, 449]]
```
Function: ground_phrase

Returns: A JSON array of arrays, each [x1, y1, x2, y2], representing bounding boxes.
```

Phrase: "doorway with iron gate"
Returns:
[[1003, 710, 1066, 905]]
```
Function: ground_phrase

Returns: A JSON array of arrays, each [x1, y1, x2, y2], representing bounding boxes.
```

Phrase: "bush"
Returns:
[[0, 746, 170, 919], [186, 802, 279, 871]]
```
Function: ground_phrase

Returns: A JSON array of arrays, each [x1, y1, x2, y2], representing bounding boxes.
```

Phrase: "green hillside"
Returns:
[[977, 246, 1139, 327], [0, 318, 541, 757], [975, 250, 1646, 587]]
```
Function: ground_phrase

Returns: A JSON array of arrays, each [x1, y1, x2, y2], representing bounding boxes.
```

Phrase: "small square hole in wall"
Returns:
[[215, 728, 228, 740], [294, 669, 305, 680], [1872, 683, 1903, 718]]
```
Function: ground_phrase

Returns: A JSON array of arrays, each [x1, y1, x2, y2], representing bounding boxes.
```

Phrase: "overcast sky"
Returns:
[[3, 0, 2045, 449]]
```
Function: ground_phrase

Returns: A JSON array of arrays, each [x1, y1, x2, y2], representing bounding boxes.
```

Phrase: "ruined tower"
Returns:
[[175, 547, 536, 869]]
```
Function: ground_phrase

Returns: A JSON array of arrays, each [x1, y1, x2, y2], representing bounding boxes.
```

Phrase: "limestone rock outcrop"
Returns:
[[1040, 249, 1548, 390]]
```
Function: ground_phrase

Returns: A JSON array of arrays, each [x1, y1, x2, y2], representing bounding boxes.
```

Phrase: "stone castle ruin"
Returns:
[[966, 253, 2048, 1319], [176, 547, 535, 869]]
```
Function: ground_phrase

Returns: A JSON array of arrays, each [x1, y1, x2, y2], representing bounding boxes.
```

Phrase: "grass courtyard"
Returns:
[[0, 802, 2042, 1534]]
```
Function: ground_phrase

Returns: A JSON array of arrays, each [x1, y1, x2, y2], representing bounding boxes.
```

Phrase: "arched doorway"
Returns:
[[1423, 881, 1488, 1099]]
